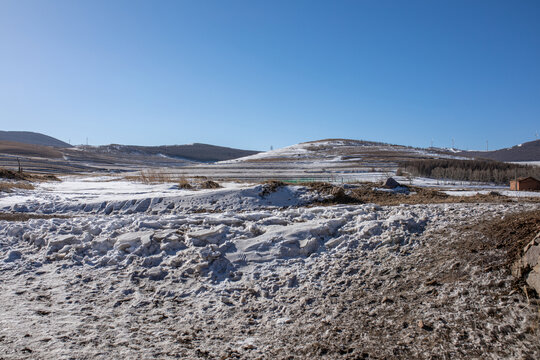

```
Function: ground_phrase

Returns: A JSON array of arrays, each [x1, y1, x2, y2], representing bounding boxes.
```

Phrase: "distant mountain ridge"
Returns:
[[0, 131, 72, 148], [459, 139, 540, 162], [0, 131, 261, 172], [1, 131, 537, 175], [0, 130, 259, 163], [84, 143, 260, 163]]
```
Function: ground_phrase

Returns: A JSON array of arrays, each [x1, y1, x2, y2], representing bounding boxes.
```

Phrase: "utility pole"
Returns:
[[86, 137, 89, 146], [451, 138, 455, 149], [430, 139, 433, 148], [486, 140, 488, 151]]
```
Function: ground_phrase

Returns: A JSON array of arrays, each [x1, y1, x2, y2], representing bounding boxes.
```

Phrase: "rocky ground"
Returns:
[[0, 179, 539, 359]]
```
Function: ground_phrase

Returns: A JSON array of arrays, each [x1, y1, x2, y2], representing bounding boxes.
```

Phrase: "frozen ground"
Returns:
[[1, 177, 539, 359], [444, 189, 540, 198]]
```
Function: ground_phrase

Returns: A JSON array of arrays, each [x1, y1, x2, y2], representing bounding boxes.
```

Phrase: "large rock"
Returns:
[[384, 177, 400, 189], [512, 231, 540, 294]]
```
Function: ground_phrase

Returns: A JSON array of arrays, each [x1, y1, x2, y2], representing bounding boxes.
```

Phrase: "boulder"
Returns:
[[512, 231, 540, 294], [384, 177, 400, 189]]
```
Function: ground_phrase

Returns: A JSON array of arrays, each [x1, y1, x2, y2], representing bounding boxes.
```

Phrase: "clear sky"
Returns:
[[1, 0, 539, 151]]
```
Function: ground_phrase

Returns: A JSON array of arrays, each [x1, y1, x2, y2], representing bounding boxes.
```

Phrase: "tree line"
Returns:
[[398, 159, 540, 184]]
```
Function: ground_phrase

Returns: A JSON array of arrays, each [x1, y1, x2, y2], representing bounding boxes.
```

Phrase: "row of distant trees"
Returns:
[[398, 159, 540, 184]]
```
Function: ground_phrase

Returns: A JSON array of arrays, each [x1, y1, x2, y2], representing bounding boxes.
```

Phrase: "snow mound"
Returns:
[[0, 203, 434, 283]]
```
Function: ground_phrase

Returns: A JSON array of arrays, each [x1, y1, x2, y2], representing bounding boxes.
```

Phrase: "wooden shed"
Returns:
[[510, 177, 540, 191]]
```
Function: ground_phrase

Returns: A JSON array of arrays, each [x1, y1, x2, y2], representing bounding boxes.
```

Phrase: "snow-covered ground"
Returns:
[[509, 161, 540, 167], [444, 189, 540, 197], [0, 177, 321, 215], [1, 176, 538, 217], [1, 176, 539, 358]]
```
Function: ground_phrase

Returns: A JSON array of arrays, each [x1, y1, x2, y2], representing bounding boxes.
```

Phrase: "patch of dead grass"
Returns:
[[126, 169, 173, 184], [0, 168, 60, 182], [0, 182, 35, 193], [178, 176, 193, 189]]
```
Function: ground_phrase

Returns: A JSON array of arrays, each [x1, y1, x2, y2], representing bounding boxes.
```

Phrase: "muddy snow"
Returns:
[[1, 177, 539, 359]]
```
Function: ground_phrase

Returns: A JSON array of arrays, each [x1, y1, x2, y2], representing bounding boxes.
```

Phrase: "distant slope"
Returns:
[[459, 139, 540, 162], [85, 143, 260, 162], [0, 138, 260, 173], [0, 140, 63, 158], [0, 131, 72, 148], [222, 138, 463, 164]]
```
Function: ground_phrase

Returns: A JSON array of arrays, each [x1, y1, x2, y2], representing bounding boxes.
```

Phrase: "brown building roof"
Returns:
[[515, 176, 540, 182]]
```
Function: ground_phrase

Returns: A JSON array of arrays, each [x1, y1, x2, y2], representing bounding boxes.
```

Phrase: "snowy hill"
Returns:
[[221, 139, 463, 164]]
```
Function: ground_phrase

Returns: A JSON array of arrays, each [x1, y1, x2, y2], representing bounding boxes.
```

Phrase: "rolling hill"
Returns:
[[459, 139, 540, 162], [0, 133, 260, 173], [0, 140, 64, 158], [84, 143, 259, 163], [0, 131, 72, 148]]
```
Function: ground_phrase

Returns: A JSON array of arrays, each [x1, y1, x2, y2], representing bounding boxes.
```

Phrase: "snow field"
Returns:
[[1, 202, 432, 283], [1, 175, 539, 358]]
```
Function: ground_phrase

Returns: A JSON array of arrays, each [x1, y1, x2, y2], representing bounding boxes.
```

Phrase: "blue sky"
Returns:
[[1, 0, 539, 151]]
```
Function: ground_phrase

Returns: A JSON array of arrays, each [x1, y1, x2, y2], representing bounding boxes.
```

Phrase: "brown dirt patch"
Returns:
[[259, 206, 540, 359], [199, 180, 220, 189], [302, 182, 540, 206], [0, 168, 60, 182], [478, 210, 540, 265], [458, 210, 540, 283], [259, 180, 286, 197], [0, 212, 70, 222]]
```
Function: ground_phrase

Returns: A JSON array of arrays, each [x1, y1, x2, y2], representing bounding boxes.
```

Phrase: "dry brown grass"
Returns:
[[0, 182, 35, 193], [126, 169, 174, 184], [0, 167, 60, 182], [178, 175, 193, 189], [125, 170, 224, 191], [0, 168, 29, 181]]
